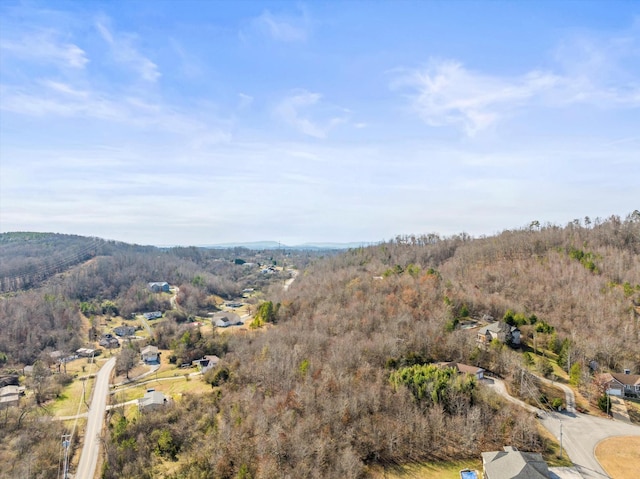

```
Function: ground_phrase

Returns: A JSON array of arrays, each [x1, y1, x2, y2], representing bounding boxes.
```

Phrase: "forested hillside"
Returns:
[[99, 213, 640, 478], [0, 235, 298, 364], [1, 214, 639, 478]]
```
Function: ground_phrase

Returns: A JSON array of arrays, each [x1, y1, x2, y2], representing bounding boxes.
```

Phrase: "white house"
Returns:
[[141, 345, 159, 363], [212, 312, 242, 328]]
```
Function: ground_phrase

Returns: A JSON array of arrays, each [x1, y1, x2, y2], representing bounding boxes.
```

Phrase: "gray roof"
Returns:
[[436, 362, 484, 376], [482, 446, 550, 479], [141, 345, 158, 355], [138, 389, 167, 409], [0, 385, 25, 397], [478, 322, 511, 335]]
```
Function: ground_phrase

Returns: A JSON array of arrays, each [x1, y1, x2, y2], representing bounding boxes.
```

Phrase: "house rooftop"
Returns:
[[608, 372, 640, 386], [482, 446, 550, 479], [436, 362, 484, 376], [138, 389, 167, 409], [0, 385, 25, 397], [478, 321, 516, 334]]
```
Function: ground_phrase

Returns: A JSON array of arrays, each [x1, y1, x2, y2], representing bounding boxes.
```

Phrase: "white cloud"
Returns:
[[41, 80, 89, 98], [96, 16, 160, 82], [275, 90, 348, 138], [393, 60, 560, 136], [252, 10, 309, 42], [395, 24, 640, 137], [0, 82, 228, 139], [0, 31, 88, 69]]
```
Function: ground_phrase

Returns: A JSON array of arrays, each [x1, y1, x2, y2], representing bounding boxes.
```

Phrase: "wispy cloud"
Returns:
[[0, 30, 88, 69], [392, 60, 559, 136], [0, 81, 230, 141], [238, 93, 254, 109], [274, 90, 348, 138], [251, 9, 309, 42], [395, 24, 640, 136], [95, 15, 160, 82]]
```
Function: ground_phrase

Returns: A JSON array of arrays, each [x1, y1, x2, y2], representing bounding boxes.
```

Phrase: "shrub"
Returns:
[[597, 393, 611, 414]]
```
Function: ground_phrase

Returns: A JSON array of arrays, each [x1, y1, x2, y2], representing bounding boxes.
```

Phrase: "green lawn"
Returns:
[[48, 376, 95, 417], [111, 374, 211, 404]]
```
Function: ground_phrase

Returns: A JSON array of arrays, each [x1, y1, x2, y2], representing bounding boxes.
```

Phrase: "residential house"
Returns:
[[192, 355, 220, 374], [477, 322, 520, 346], [76, 348, 97, 358], [482, 446, 550, 479], [600, 370, 640, 397], [114, 325, 136, 337], [437, 361, 485, 380], [148, 282, 170, 293], [143, 311, 163, 320], [99, 334, 120, 349], [0, 385, 25, 410], [138, 388, 168, 411], [141, 345, 159, 363], [213, 312, 242, 328]]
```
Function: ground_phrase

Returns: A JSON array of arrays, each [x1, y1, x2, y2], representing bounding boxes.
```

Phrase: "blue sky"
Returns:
[[1, 1, 638, 246]]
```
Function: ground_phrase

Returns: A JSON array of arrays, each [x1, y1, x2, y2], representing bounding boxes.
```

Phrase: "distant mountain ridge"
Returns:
[[200, 241, 376, 250]]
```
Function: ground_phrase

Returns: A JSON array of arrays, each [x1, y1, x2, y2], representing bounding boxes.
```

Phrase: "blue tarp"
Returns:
[[460, 470, 478, 479]]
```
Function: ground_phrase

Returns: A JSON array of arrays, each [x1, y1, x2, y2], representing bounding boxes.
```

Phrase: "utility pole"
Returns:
[[61, 434, 71, 479], [559, 422, 563, 459]]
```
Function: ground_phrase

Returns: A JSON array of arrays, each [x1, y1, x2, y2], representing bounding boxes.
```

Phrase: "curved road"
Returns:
[[539, 411, 640, 478], [485, 376, 640, 478], [75, 357, 116, 479]]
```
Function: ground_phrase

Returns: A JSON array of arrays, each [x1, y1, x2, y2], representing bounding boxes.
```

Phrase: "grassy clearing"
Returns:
[[111, 374, 210, 404], [595, 436, 640, 479], [369, 459, 482, 479], [48, 376, 95, 417]]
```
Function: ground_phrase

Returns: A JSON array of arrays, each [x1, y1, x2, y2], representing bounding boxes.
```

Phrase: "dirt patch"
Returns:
[[595, 436, 640, 479]]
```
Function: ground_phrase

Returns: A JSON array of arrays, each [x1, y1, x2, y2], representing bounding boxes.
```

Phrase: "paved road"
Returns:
[[484, 377, 539, 414], [540, 410, 640, 478], [75, 356, 116, 479], [485, 376, 640, 478]]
